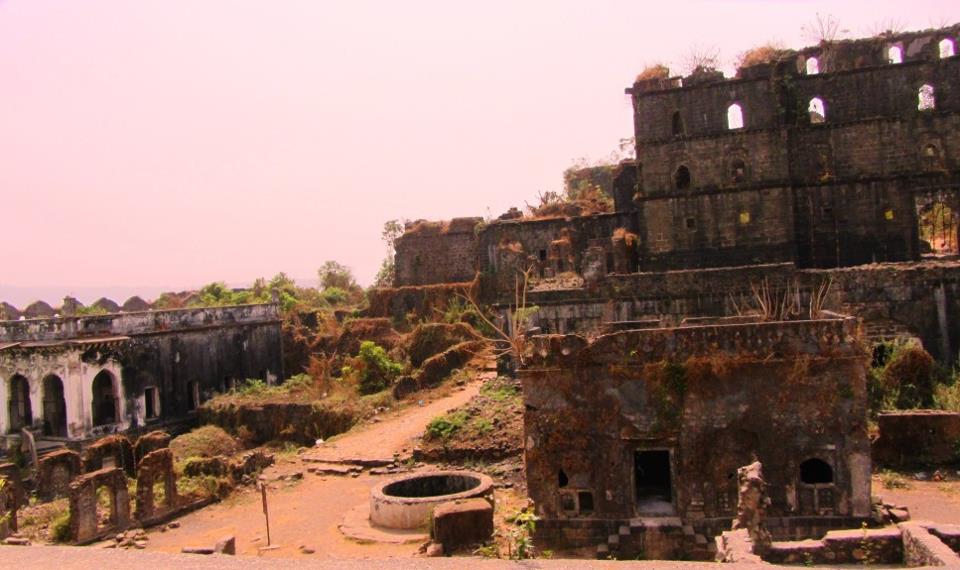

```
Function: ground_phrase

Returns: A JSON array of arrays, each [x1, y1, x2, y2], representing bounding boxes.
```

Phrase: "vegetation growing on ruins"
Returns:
[[867, 341, 960, 416], [351, 340, 403, 395]]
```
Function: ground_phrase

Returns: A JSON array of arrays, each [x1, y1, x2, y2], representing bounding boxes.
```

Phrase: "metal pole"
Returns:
[[261, 483, 271, 546]]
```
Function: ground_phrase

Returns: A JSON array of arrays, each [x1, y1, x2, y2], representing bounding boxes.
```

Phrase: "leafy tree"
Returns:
[[373, 219, 406, 288], [318, 261, 357, 291], [356, 341, 403, 395]]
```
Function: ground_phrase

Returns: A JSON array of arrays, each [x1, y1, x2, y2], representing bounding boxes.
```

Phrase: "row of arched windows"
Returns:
[[803, 37, 956, 76], [717, 83, 938, 132]]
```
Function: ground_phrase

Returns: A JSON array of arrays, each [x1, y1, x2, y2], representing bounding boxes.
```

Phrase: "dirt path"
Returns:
[[145, 380, 483, 559], [304, 378, 486, 466]]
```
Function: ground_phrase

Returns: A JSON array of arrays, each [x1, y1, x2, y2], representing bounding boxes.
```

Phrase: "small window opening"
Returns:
[[739, 211, 751, 225], [888, 45, 903, 64], [635, 450, 673, 513], [918, 84, 936, 111], [538, 249, 547, 261], [940, 38, 956, 59], [808, 97, 826, 124], [144, 387, 159, 420], [558, 469, 569, 488], [685, 217, 696, 229], [800, 458, 833, 484], [806, 56, 820, 75], [556, 259, 565, 273], [186, 381, 200, 411], [675, 165, 691, 190], [560, 493, 576, 513], [578, 491, 594, 514], [731, 159, 746, 183], [671, 111, 684, 136], [727, 103, 744, 130]]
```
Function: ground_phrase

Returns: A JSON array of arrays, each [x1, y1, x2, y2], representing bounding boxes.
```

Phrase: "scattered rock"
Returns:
[[425, 542, 444, 557], [167, 521, 180, 529], [299, 545, 316, 554], [1, 537, 30, 546], [181, 546, 215, 555], [214, 535, 236, 555]]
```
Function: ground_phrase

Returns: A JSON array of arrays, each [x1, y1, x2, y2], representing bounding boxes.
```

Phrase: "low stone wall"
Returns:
[[764, 527, 903, 565], [873, 411, 960, 467], [199, 401, 358, 446], [900, 521, 960, 566], [37, 449, 82, 501]]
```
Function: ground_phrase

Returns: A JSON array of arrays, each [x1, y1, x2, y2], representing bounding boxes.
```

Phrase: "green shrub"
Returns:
[[357, 341, 403, 395], [426, 411, 468, 440], [868, 342, 939, 414], [50, 511, 71, 542], [170, 426, 242, 462], [322, 287, 349, 305]]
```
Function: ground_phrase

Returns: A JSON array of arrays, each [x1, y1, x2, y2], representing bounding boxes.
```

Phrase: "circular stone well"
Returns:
[[369, 470, 493, 530]]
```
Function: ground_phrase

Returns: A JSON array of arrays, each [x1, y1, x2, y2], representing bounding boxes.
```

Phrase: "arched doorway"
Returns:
[[92, 370, 119, 427], [42, 375, 68, 437], [7, 374, 32, 432]]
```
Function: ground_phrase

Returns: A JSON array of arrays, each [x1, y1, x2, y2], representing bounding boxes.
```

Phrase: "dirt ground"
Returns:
[[872, 468, 960, 524], [144, 380, 485, 559]]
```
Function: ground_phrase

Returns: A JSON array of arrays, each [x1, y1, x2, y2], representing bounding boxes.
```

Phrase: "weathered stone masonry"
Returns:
[[521, 316, 871, 556], [0, 303, 282, 444]]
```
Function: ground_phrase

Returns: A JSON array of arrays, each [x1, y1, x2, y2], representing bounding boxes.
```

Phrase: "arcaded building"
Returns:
[[1, 302, 282, 447]]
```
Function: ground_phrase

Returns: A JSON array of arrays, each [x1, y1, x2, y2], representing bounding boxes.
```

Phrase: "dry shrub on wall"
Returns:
[[636, 63, 670, 82], [872, 343, 938, 411], [736, 43, 786, 70]]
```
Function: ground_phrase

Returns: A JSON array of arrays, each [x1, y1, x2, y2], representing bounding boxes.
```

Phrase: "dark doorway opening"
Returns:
[[92, 370, 119, 426], [635, 449, 674, 515], [7, 374, 32, 432], [42, 375, 67, 437]]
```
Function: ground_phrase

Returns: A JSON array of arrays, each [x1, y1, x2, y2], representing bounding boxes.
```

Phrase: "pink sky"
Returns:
[[1, 1, 958, 303]]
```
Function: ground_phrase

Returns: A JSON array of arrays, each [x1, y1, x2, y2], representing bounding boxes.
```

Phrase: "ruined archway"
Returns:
[[91, 370, 119, 427], [917, 192, 959, 256], [7, 375, 32, 433], [42, 375, 67, 437]]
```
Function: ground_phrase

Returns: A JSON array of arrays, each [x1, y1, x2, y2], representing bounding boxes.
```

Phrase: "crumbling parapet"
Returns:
[[83, 434, 135, 477], [36, 449, 82, 501], [68, 467, 130, 543], [900, 521, 960, 567], [135, 448, 178, 521]]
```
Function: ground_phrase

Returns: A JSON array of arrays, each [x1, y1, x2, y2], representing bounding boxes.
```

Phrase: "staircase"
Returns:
[[595, 517, 713, 560]]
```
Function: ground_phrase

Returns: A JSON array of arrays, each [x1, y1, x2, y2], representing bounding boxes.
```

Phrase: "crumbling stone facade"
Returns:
[[521, 316, 871, 558], [381, 25, 960, 362], [68, 467, 130, 543], [0, 303, 282, 444], [83, 434, 136, 477], [36, 448, 82, 501], [135, 448, 178, 522]]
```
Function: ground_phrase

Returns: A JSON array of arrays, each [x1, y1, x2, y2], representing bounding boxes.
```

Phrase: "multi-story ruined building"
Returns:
[[0, 302, 282, 447], [375, 25, 960, 559], [382, 25, 960, 361]]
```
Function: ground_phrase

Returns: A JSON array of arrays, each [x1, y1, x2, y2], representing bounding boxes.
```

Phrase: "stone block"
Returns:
[[431, 498, 493, 552]]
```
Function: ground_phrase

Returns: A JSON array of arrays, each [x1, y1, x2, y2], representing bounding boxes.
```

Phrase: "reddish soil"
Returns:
[[145, 380, 482, 559], [873, 471, 960, 524]]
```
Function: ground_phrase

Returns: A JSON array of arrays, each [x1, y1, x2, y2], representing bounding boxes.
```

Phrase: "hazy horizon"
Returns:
[[3, 1, 958, 300]]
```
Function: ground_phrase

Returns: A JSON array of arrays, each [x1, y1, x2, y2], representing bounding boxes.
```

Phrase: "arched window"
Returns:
[[671, 111, 684, 136], [940, 38, 956, 59], [808, 97, 826, 124], [727, 103, 744, 130], [731, 158, 747, 183], [805, 56, 820, 75], [800, 458, 833, 484], [888, 45, 903, 64], [675, 165, 691, 190], [918, 84, 936, 111]]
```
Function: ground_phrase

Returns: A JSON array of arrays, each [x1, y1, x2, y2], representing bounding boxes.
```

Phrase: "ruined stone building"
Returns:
[[372, 25, 960, 558], [382, 24, 960, 360], [0, 302, 282, 448]]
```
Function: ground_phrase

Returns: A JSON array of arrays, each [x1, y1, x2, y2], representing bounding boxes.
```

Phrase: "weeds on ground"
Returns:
[[425, 411, 468, 440], [878, 470, 912, 490]]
